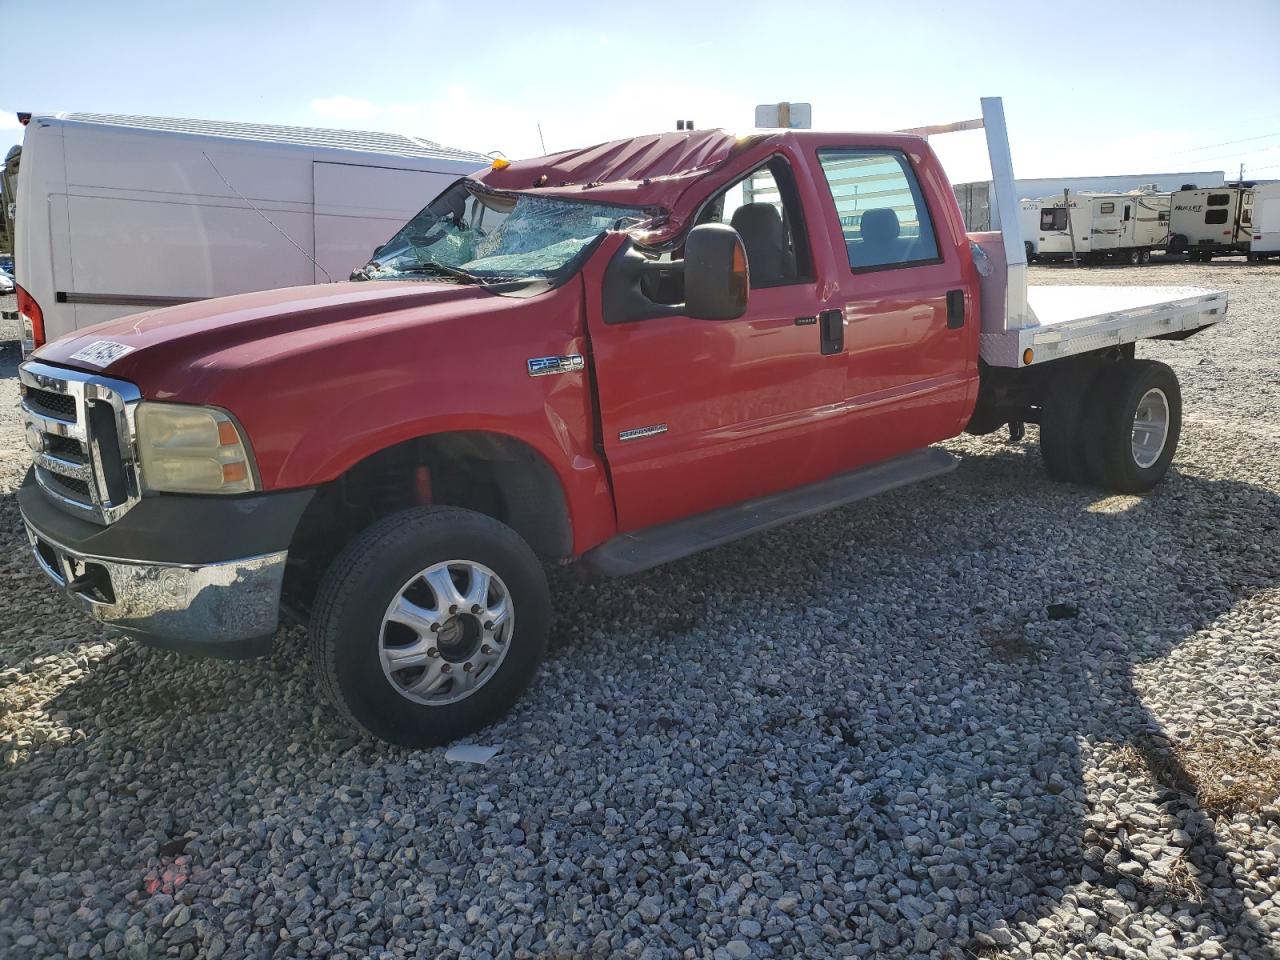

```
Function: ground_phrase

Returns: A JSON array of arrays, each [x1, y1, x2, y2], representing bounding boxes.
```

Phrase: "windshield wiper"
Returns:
[[397, 262, 491, 284]]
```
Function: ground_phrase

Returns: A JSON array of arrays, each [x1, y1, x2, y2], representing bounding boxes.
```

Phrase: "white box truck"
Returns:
[[11, 113, 488, 352], [1168, 185, 1254, 261], [1034, 191, 1171, 264], [1247, 183, 1280, 261]]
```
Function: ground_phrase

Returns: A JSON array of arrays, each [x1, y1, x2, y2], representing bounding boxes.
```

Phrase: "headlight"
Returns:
[[135, 402, 257, 494]]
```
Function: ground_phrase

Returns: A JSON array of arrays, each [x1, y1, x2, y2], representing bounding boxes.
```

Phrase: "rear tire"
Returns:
[[310, 506, 551, 747], [1140, 249, 1152, 264], [1081, 360, 1182, 493], [1127, 249, 1141, 265]]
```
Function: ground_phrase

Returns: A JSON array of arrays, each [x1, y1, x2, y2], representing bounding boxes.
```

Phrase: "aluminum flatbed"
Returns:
[[980, 284, 1226, 368]]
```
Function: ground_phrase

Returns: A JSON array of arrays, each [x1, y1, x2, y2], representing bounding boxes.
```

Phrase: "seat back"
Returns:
[[730, 203, 790, 285]]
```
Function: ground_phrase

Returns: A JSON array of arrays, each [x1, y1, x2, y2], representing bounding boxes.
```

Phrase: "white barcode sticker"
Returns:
[[69, 340, 136, 367]]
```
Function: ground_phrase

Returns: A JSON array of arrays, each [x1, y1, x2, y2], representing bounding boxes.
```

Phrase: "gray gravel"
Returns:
[[1, 260, 1278, 959]]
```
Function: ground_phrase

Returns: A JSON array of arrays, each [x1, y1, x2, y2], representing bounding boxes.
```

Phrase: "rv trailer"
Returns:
[[1247, 183, 1280, 262], [1034, 190, 1171, 264], [1168, 185, 1255, 261]]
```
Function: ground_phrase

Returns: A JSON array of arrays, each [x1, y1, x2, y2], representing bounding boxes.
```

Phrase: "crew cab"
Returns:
[[17, 100, 1226, 746]]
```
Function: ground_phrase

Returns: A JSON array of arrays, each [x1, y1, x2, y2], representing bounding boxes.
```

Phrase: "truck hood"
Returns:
[[34, 280, 488, 390]]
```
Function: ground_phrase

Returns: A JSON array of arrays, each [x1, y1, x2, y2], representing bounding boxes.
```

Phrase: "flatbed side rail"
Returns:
[[978, 289, 1226, 368]]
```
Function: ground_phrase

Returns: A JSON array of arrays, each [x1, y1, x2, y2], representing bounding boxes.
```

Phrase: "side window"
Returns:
[[1158, 211, 1170, 222], [1041, 208, 1068, 231], [1207, 193, 1230, 207], [701, 158, 812, 288], [1123, 205, 1132, 222], [816, 149, 941, 271], [1100, 201, 1115, 214], [1205, 209, 1229, 224]]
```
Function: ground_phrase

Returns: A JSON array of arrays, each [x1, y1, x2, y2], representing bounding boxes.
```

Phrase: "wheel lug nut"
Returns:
[[441, 663, 452, 673], [481, 645, 491, 654], [471, 604, 482, 614], [430, 623, 440, 632], [427, 647, 438, 657], [463, 662, 473, 672], [449, 605, 458, 614], [483, 621, 494, 631]]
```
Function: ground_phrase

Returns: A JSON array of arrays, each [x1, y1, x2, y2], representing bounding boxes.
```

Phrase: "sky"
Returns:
[[3, 0, 1280, 185]]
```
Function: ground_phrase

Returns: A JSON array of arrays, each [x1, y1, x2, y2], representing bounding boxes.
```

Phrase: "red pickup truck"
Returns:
[[17, 100, 1225, 746]]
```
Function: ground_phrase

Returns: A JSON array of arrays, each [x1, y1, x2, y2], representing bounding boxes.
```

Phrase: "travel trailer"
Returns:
[[1034, 190, 1171, 264], [12, 113, 488, 352], [1247, 183, 1280, 261], [1168, 186, 1254, 261]]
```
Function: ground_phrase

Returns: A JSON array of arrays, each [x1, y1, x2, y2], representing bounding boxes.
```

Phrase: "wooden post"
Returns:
[[1064, 189, 1079, 267]]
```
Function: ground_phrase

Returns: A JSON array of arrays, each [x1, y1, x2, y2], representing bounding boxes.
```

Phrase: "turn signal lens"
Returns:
[[1022, 348, 1034, 366], [136, 403, 257, 494], [491, 157, 510, 170]]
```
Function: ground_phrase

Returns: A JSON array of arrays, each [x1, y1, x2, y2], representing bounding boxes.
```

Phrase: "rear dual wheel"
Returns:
[[1039, 359, 1181, 493]]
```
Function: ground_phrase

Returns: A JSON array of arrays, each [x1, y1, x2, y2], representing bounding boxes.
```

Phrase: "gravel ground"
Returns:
[[1, 260, 1278, 959]]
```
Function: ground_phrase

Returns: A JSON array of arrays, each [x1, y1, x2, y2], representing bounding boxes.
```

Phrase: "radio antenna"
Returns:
[[201, 152, 334, 283]]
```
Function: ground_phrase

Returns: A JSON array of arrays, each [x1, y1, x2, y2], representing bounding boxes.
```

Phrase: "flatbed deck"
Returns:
[[979, 284, 1226, 368]]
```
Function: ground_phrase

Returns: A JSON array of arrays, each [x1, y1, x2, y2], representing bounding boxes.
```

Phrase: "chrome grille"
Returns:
[[19, 361, 142, 525], [23, 387, 79, 422]]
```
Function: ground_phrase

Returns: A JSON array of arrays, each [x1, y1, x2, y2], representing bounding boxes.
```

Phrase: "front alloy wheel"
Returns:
[[380, 559, 514, 705], [311, 506, 551, 747]]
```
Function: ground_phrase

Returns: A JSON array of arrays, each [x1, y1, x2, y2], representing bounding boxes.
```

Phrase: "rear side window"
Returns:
[[816, 149, 941, 271], [1041, 208, 1068, 231], [1207, 193, 1230, 206], [1100, 202, 1115, 214], [1205, 209, 1229, 224]]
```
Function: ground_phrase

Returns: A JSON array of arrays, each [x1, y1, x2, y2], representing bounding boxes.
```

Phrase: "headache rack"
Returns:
[[921, 98, 1227, 368], [19, 361, 143, 524]]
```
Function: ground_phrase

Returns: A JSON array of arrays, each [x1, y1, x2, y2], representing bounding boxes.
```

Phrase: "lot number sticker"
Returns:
[[69, 340, 137, 367]]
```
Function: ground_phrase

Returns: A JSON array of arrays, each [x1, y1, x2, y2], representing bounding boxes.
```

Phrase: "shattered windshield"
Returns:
[[359, 181, 641, 284]]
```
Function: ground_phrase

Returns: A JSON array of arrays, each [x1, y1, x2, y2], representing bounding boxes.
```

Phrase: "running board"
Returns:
[[583, 447, 958, 576]]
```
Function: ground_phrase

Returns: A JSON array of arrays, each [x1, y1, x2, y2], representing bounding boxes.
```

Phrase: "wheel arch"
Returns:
[[283, 429, 577, 621]]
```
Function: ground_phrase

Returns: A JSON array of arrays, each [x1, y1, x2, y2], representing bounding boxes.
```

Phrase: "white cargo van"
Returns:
[[1168, 185, 1254, 261], [12, 113, 488, 352], [1018, 198, 1041, 261], [1247, 183, 1280, 261], [1034, 190, 1171, 264]]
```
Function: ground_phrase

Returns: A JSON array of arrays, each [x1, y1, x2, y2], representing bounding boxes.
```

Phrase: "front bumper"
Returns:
[[18, 469, 314, 658], [25, 527, 286, 657]]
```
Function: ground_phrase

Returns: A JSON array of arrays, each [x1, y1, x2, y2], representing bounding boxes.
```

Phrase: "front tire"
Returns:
[[1082, 360, 1182, 493], [310, 506, 551, 747]]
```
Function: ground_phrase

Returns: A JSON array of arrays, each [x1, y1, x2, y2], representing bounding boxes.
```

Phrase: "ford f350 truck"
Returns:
[[17, 100, 1226, 747]]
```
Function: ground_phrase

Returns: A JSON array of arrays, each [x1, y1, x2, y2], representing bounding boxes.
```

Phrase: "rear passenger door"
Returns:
[[813, 148, 976, 465]]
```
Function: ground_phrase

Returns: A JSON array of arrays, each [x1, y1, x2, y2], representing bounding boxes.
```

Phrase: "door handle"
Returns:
[[946, 289, 965, 329], [819, 308, 844, 355]]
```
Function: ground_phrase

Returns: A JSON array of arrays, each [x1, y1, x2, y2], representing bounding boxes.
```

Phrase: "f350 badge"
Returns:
[[527, 354, 585, 377]]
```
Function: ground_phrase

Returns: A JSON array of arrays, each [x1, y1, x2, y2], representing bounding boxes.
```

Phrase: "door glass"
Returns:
[[816, 149, 941, 270], [700, 160, 811, 288]]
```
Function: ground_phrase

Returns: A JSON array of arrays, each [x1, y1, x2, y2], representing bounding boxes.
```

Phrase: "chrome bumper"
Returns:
[[24, 525, 286, 657]]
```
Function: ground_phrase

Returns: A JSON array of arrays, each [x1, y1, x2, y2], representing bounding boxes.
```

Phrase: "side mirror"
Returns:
[[683, 223, 749, 320]]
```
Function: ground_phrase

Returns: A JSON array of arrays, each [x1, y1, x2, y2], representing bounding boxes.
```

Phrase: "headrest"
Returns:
[[860, 208, 900, 244], [730, 203, 784, 241]]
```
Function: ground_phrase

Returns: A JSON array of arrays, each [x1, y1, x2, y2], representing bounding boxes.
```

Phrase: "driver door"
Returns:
[[587, 157, 850, 533]]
